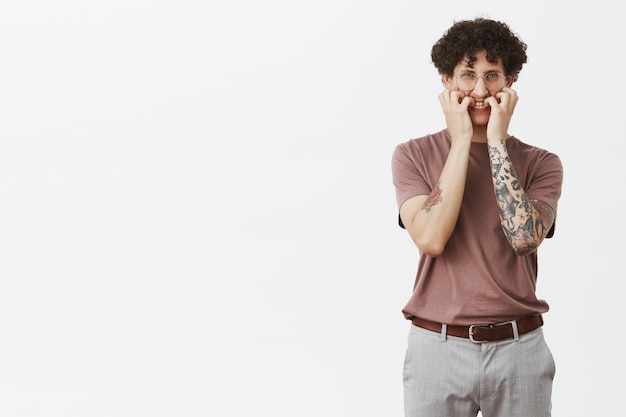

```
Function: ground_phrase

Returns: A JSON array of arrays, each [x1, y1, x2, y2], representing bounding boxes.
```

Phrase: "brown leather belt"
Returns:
[[411, 315, 543, 343]]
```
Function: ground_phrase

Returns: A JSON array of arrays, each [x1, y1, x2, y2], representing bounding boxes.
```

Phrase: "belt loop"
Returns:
[[511, 320, 520, 341], [440, 324, 448, 342]]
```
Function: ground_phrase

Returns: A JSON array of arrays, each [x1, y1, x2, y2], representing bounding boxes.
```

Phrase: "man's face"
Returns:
[[442, 50, 513, 126]]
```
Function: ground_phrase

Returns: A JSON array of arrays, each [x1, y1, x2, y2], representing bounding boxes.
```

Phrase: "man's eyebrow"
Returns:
[[459, 65, 502, 74]]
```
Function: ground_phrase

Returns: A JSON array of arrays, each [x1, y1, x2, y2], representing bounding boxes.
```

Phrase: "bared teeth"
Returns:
[[473, 102, 485, 109]]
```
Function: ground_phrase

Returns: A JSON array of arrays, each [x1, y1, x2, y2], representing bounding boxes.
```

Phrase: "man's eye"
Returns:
[[485, 73, 499, 80], [460, 73, 475, 79]]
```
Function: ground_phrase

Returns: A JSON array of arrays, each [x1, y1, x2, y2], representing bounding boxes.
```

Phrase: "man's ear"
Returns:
[[441, 74, 453, 88], [506, 74, 516, 88]]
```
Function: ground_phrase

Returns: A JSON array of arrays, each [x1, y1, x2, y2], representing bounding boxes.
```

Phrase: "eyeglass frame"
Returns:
[[453, 71, 510, 92]]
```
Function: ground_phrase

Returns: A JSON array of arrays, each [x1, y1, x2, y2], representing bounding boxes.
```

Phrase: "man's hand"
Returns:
[[485, 86, 518, 141], [438, 87, 474, 144]]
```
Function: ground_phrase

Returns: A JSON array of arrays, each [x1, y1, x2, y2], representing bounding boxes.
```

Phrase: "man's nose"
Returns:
[[472, 77, 488, 97]]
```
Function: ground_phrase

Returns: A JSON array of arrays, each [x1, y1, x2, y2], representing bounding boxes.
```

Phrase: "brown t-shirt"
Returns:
[[392, 129, 563, 325]]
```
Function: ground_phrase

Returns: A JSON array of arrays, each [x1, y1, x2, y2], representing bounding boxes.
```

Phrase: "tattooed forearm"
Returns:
[[487, 140, 553, 255], [422, 182, 443, 213]]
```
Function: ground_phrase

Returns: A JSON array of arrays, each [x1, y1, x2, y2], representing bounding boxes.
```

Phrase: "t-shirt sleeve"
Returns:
[[525, 152, 563, 238], [391, 142, 432, 228]]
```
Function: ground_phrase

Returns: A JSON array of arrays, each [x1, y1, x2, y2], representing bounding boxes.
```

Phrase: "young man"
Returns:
[[392, 18, 563, 417]]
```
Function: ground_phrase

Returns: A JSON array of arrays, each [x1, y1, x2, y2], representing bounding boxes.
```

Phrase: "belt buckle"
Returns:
[[468, 324, 490, 344], [469, 321, 512, 343]]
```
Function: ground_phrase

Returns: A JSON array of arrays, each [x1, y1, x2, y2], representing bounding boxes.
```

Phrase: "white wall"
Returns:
[[0, 1, 624, 416]]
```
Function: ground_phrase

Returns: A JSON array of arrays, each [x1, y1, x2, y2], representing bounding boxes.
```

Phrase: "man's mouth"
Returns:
[[472, 102, 487, 110]]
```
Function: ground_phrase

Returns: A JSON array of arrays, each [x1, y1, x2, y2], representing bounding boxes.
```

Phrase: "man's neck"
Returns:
[[471, 125, 488, 143]]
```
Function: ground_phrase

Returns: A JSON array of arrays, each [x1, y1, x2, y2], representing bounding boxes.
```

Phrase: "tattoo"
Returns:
[[422, 182, 443, 213], [488, 140, 552, 255], [531, 199, 554, 239], [488, 143, 505, 179], [509, 217, 537, 255], [494, 181, 518, 230]]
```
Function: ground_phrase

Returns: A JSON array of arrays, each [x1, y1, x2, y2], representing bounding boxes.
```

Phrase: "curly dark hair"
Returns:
[[431, 18, 527, 81]]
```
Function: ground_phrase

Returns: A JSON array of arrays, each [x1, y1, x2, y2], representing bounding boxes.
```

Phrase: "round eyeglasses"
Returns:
[[455, 72, 507, 92]]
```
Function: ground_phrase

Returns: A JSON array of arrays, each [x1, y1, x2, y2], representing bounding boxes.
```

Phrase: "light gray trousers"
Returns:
[[403, 324, 555, 417]]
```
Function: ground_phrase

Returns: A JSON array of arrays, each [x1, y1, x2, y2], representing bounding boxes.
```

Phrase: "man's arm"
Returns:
[[400, 87, 476, 256], [400, 141, 471, 257], [487, 138, 555, 255]]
